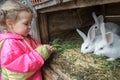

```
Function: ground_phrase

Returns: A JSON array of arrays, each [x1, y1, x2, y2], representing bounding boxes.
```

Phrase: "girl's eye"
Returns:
[[24, 23, 28, 25]]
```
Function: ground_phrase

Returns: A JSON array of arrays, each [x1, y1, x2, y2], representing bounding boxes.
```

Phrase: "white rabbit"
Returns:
[[92, 12, 120, 36], [94, 23, 120, 61], [76, 28, 102, 54]]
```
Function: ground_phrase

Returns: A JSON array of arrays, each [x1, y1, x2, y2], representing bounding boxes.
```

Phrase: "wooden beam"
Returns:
[[24, 0, 41, 42], [34, 0, 72, 10], [39, 13, 49, 43], [37, 0, 120, 13]]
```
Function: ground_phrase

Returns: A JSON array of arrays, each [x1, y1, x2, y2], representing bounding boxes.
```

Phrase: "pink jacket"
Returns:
[[0, 33, 46, 80]]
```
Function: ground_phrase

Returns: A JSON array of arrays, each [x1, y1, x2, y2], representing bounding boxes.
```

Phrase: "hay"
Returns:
[[48, 31, 120, 80], [50, 48, 120, 80]]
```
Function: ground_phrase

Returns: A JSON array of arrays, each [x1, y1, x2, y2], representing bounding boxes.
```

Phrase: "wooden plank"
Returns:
[[37, 0, 120, 13], [104, 2, 120, 15], [31, 0, 51, 6], [105, 16, 120, 25], [34, 0, 72, 10], [39, 13, 49, 43], [43, 63, 73, 80], [43, 66, 60, 80], [50, 64, 73, 80]]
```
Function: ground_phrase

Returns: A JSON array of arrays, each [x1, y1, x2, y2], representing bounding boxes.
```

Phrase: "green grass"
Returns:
[[51, 32, 82, 53]]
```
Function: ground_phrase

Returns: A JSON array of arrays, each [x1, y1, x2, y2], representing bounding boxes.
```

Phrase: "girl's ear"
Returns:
[[6, 19, 13, 28]]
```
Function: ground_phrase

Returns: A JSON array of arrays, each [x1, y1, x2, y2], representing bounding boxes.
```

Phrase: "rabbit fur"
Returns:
[[76, 28, 102, 54], [92, 12, 120, 36]]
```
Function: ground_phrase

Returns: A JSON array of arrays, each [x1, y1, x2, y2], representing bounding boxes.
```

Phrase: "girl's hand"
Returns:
[[43, 44, 56, 53]]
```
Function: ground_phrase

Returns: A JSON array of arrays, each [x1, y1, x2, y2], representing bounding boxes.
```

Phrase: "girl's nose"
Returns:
[[28, 25, 31, 29]]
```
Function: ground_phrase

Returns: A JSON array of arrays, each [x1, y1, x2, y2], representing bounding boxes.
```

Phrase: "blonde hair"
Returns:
[[0, 0, 33, 26]]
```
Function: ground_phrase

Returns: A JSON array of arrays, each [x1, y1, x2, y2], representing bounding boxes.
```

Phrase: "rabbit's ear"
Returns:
[[76, 29, 87, 41], [105, 32, 113, 45], [100, 22, 106, 38], [92, 12, 98, 24], [87, 27, 95, 42], [97, 15, 104, 24]]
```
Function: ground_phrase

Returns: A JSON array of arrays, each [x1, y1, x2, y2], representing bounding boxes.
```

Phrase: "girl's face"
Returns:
[[11, 11, 32, 36]]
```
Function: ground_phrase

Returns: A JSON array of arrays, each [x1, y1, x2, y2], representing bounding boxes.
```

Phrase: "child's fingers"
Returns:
[[51, 47, 56, 51], [43, 44, 56, 52], [50, 47, 56, 52]]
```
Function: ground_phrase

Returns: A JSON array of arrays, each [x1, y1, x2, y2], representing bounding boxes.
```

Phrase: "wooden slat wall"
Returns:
[[104, 2, 120, 25], [37, 2, 120, 43], [39, 13, 49, 43], [47, 6, 101, 40]]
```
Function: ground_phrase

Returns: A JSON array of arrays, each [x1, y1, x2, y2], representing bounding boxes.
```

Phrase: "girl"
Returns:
[[0, 0, 56, 80]]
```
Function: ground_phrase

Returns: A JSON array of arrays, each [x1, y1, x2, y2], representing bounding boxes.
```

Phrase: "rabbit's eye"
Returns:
[[100, 47, 103, 50], [95, 26, 97, 29], [85, 47, 88, 49], [110, 44, 113, 47]]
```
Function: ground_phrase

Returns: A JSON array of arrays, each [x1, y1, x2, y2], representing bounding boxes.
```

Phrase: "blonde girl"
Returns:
[[0, 0, 56, 80]]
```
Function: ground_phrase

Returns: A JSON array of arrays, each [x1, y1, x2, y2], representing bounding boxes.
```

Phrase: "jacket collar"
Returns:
[[0, 33, 24, 40]]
